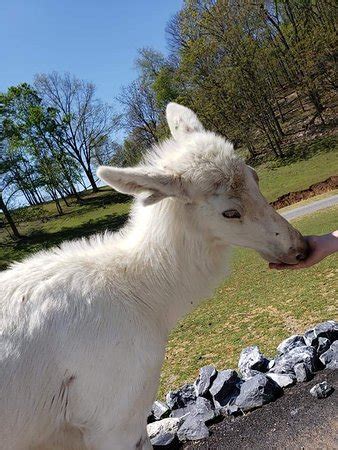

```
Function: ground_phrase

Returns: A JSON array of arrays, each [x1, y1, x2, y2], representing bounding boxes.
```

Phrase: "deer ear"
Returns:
[[97, 166, 189, 205], [248, 166, 259, 184], [166, 103, 204, 141]]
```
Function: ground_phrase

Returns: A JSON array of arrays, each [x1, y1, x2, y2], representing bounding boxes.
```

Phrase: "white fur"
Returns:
[[0, 103, 306, 449]]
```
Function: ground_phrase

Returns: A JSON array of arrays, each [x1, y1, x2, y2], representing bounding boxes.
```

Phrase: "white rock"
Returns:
[[147, 417, 183, 439], [319, 341, 338, 369], [238, 346, 269, 378], [277, 335, 305, 354], [268, 359, 275, 370], [310, 381, 334, 399], [266, 373, 295, 388]]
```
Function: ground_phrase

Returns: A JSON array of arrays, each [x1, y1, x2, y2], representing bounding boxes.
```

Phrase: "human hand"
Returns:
[[269, 231, 338, 270]]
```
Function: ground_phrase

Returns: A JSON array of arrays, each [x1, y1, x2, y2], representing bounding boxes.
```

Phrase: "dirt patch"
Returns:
[[271, 176, 338, 209], [184, 369, 338, 450]]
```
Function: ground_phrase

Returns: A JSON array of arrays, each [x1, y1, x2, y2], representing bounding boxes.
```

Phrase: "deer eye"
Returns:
[[222, 209, 241, 219]]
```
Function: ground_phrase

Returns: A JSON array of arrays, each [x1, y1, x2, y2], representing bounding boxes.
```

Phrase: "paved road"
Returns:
[[281, 194, 338, 220]]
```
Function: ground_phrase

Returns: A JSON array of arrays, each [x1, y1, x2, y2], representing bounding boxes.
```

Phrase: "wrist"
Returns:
[[321, 231, 338, 256]]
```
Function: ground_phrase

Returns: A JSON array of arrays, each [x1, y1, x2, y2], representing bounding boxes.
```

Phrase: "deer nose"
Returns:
[[296, 252, 306, 262], [295, 239, 310, 262]]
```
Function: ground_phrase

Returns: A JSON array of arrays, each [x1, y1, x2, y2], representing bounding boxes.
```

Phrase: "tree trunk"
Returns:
[[308, 90, 325, 124], [29, 189, 40, 206], [70, 183, 82, 202], [21, 188, 35, 206], [54, 198, 63, 215], [84, 167, 99, 192], [260, 121, 279, 158], [57, 189, 70, 207], [59, 159, 82, 202], [0, 193, 22, 239], [276, 99, 285, 122], [54, 196, 63, 215], [247, 143, 257, 157], [48, 189, 64, 215], [296, 91, 306, 112]]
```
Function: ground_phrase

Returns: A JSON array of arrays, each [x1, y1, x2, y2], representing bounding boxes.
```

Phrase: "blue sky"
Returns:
[[0, 0, 182, 105]]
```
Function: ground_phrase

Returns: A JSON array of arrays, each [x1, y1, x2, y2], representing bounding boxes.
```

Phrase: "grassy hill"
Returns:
[[257, 136, 338, 202]]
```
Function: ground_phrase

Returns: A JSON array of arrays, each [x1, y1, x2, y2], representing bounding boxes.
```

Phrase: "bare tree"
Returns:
[[135, 48, 166, 82], [92, 137, 121, 166], [35, 72, 120, 192], [118, 79, 161, 148]]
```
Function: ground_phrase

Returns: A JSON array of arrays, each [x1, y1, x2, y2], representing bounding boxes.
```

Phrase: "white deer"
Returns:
[[0, 104, 307, 450]]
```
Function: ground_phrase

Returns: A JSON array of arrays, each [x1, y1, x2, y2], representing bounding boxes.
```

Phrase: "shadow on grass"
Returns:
[[1, 212, 129, 269], [79, 191, 131, 207], [249, 135, 337, 169], [10, 191, 131, 225], [272, 135, 337, 168]]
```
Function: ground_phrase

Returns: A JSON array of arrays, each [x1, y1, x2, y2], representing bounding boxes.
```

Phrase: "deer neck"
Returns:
[[124, 198, 231, 330]]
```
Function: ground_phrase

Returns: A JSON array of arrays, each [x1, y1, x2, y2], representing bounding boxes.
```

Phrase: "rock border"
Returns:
[[147, 320, 337, 448]]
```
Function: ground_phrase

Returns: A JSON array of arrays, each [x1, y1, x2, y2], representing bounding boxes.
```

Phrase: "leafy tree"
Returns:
[[35, 72, 120, 191], [0, 143, 22, 239], [0, 83, 81, 213], [135, 48, 167, 84], [152, 66, 180, 109], [162, 0, 336, 158], [0, 191, 22, 239]]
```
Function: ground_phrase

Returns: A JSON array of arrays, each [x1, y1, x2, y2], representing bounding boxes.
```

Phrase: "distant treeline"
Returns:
[[0, 0, 337, 228]]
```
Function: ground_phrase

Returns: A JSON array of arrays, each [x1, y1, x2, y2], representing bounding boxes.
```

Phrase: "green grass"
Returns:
[[258, 146, 338, 202], [158, 205, 338, 397], [0, 190, 131, 270]]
